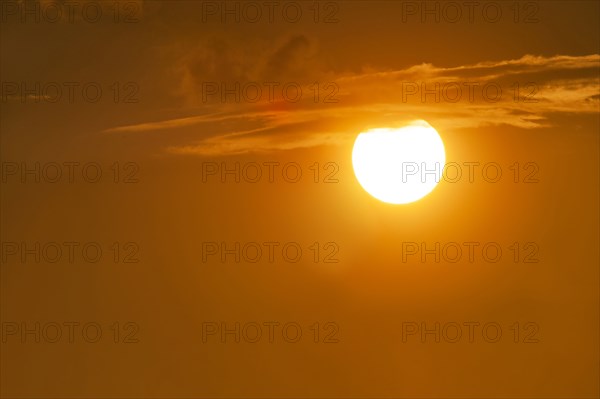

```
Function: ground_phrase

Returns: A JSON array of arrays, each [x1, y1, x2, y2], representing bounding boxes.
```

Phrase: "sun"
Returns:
[[352, 120, 446, 204]]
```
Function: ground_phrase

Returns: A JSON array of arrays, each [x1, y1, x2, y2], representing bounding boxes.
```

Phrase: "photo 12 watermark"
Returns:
[[401, 321, 540, 343], [1, 241, 140, 264], [198, 1, 340, 24], [1, 162, 140, 184], [1, 81, 140, 104], [201, 241, 340, 264], [200, 161, 339, 184], [0, 1, 142, 24], [2, 321, 140, 343], [400, 241, 540, 264], [398, 2, 540, 24], [199, 81, 340, 104], [201, 321, 340, 343]]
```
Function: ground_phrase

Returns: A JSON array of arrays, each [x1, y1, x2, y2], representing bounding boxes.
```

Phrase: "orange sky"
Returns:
[[1, 1, 599, 397]]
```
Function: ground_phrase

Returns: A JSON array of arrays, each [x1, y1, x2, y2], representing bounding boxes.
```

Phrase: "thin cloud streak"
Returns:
[[103, 54, 600, 156]]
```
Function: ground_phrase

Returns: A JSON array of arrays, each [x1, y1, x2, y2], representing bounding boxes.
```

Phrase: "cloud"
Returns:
[[104, 53, 600, 156], [171, 34, 325, 104], [262, 35, 319, 80]]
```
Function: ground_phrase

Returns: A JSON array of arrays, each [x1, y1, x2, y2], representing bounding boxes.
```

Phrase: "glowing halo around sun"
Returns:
[[352, 120, 446, 204]]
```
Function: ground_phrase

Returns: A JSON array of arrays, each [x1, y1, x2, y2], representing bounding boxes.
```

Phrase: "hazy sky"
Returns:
[[1, 1, 599, 397]]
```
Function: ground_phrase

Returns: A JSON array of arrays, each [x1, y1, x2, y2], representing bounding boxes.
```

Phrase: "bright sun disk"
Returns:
[[352, 120, 446, 204]]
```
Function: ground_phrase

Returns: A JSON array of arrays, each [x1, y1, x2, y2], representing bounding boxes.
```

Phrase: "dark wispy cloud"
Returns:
[[104, 53, 600, 156]]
